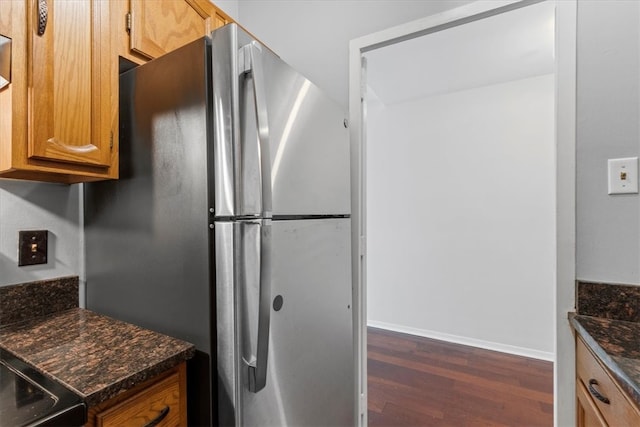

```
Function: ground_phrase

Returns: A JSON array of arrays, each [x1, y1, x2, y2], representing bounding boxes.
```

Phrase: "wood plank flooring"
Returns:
[[368, 327, 554, 426]]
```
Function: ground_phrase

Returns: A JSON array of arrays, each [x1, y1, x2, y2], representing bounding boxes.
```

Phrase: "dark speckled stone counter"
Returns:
[[0, 276, 79, 324], [571, 281, 640, 409], [0, 308, 195, 406], [0, 277, 195, 407], [577, 281, 640, 322]]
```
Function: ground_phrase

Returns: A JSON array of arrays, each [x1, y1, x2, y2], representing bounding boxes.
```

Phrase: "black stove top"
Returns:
[[0, 350, 85, 427]]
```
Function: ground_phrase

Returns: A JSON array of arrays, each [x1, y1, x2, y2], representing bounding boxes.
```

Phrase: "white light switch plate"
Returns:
[[608, 157, 638, 194]]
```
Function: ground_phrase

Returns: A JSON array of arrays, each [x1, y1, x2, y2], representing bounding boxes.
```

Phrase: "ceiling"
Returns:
[[365, 2, 555, 106]]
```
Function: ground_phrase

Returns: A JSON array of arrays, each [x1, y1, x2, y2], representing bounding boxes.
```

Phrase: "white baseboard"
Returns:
[[367, 320, 555, 362]]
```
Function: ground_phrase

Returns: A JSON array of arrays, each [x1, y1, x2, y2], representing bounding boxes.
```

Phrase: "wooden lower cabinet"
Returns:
[[576, 379, 607, 427], [86, 363, 187, 427], [576, 336, 640, 426]]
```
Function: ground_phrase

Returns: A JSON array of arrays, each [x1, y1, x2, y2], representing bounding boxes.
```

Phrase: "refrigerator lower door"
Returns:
[[215, 221, 239, 427], [238, 218, 354, 427]]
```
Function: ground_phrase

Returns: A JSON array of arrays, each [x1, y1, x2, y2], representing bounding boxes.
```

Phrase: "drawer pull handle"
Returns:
[[588, 379, 610, 404], [143, 405, 170, 427], [37, 0, 48, 36]]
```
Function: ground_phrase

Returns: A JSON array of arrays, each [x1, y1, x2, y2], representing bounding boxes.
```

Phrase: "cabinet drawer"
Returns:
[[96, 371, 181, 427], [576, 336, 640, 426], [576, 378, 607, 427]]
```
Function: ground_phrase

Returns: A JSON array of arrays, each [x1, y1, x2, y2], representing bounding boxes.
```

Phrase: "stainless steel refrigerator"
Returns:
[[85, 24, 353, 427]]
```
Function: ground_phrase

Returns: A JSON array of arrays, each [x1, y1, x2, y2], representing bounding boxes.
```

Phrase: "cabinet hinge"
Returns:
[[126, 12, 132, 34], [110, 131, 114, 151]]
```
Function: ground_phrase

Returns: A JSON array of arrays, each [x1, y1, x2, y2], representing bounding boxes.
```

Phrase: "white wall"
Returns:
[[576, 0, 640, 285], [236, 0, 472, 108], [0, 181, 81, 287], [366, 74, 555, 358], [212, 0, 238, 21]]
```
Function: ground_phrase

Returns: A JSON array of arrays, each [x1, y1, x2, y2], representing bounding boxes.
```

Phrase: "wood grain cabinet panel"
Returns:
[[576, 336, 640, 426], [86, 363, 187, 427], [29, 0, 113, 168], [0, 0, 118, 183], [576, 380, 607, 427], [96, 371, 181, 427], [124, 0, 230, 63], [0, 0, 231, 183]]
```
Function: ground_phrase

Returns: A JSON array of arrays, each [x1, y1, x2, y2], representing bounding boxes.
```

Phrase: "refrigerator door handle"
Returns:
[[251, 218, 271, 392], [239, 219, 272, 393], [239, 42, 273, 218]]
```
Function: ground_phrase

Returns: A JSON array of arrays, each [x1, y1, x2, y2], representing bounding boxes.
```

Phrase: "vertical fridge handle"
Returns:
[[250, 219, 271, 392], [240, 42, 273, 218], [239, 219, 272, 393]]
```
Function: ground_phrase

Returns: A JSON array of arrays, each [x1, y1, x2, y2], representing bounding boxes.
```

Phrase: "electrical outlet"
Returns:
[[608, 157, 638, 195], [18, 230, 48, 266]]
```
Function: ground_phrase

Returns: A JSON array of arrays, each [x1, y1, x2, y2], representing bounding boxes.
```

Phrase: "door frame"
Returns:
[[348, 1, 577, 426]]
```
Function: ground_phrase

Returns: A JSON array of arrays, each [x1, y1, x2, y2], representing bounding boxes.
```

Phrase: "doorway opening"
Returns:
[[349, 1, 577, 426]]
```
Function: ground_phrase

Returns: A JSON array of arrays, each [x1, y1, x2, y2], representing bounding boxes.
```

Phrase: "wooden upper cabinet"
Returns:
[[124, 0, 231, 63], [29, 0, 113, 168], [0, 0, 118, 183], [0, 0, 232, 183]]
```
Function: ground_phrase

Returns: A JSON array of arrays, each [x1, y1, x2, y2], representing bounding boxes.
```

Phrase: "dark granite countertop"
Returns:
[[570, 313, 640, 408], [0, 307, 195, 406]]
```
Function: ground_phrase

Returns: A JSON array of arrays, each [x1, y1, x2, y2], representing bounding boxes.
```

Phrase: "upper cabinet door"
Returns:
[[130, 0, 229, 60], [29, 0, 113, 168]]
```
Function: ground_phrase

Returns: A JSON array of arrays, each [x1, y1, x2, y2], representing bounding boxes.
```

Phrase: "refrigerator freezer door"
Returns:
[[210, 25, 237, 218], [211, 25, 350, 218], [252, 40, 350, 217], [238, 42, 273, 219], [239, 218, 354, 426]]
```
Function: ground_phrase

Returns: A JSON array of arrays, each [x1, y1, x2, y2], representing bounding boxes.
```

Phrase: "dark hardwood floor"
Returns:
[[368, 327, 554, 426]]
